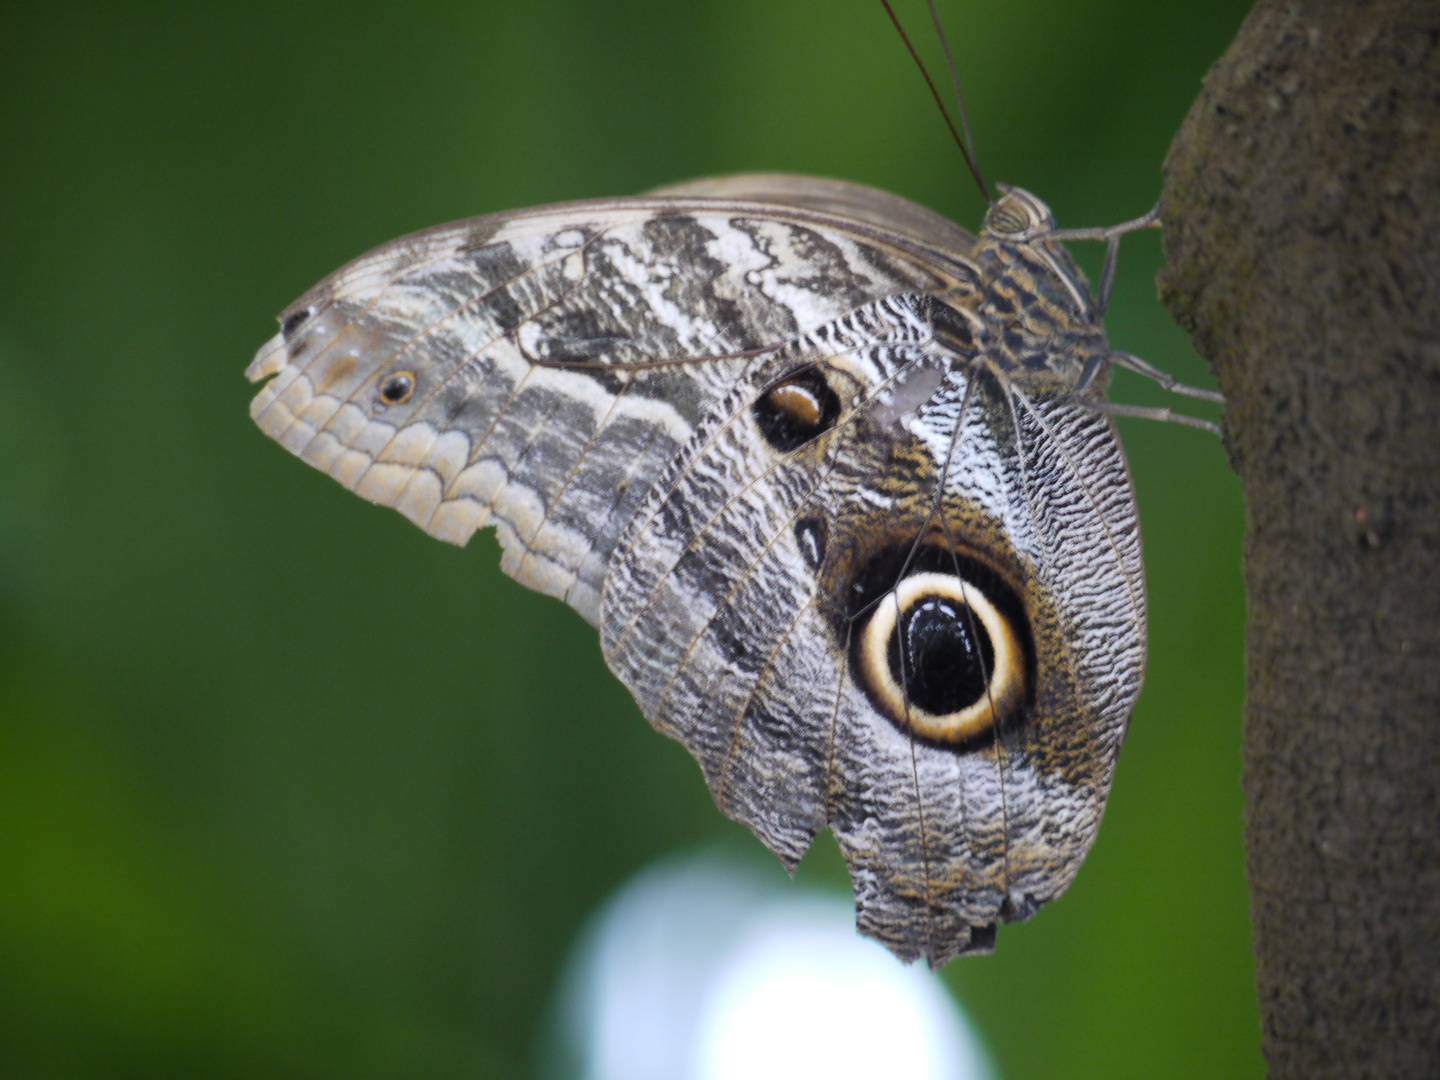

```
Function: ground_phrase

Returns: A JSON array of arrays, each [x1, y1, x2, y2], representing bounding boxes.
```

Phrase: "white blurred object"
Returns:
[[542, 850, 996, 1080]]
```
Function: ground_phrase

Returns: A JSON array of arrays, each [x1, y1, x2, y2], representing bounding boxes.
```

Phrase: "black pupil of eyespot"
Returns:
[[382, 376, 410, 401], [889, 596, 994, 715]]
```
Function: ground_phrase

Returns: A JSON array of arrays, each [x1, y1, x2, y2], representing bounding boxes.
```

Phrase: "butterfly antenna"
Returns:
[[878, 0, 992, 205], [924, 0, 986, 200]]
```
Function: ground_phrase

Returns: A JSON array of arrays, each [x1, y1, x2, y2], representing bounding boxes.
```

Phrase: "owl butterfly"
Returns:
[[247, 57, 1219, 966]]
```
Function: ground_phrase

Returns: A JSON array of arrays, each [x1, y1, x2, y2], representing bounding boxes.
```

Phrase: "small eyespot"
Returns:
[[854, 569, 1027, 744], [752, 367, 841, 452], [378, 371, 415, 405]]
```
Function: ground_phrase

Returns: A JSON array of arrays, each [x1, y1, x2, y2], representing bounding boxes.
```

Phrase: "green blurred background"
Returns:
[[0, 1, 1256, 1076]]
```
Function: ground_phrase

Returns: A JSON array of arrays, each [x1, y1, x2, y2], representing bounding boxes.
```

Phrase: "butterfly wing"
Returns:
[[600, 288, 1144, 965], [247, 176, 974, 624], [247, 175, 1144, 965]]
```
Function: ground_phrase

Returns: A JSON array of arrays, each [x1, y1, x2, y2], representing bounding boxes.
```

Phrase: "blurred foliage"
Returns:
[[0, 1, 1257, 1076]]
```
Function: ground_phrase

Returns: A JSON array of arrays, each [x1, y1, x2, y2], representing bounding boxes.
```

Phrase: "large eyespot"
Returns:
[[378, 370, 415, 405], [855, 569, 1027, 744], [752, 367, 840, 452]]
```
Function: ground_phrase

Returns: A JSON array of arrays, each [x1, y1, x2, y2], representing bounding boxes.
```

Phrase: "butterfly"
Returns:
[[246, 160, 1218, 966]]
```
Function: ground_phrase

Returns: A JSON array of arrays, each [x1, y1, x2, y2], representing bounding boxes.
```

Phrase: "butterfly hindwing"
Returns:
[[600, 290, 1144, 964], [826, 388, 1144, 965]]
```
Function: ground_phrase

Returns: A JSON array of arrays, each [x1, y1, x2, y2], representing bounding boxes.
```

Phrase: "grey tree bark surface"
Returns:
[[1157, 1, 1440, 1076]]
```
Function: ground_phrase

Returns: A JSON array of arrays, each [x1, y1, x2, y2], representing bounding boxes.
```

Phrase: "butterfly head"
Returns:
[[982, 185, 1057, 242]]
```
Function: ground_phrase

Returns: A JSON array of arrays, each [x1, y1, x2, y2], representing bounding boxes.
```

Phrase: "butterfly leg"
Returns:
[[1108, 351, 1225, 404], [1042, 205, 1161, 317], [1081, 399, 1222, 436], [1096, 234, 1122, 317], [1073, 352, 1109, 395], [1045, 204, 1161, 245]]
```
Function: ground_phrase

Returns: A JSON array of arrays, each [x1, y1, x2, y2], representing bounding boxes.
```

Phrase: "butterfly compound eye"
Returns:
[[856, 570, 1027, 744], [378, 370, 416, 405], [983, 187, 1057, 241], [984, 196, 1033, 238], [753, 367, 841, 452]]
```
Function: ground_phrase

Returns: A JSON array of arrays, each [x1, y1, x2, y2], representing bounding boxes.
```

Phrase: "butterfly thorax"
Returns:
[[953, 187, 1111, 397]]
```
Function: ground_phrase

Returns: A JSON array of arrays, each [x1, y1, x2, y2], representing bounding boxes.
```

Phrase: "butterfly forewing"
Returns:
[[248, 182, 970, 624], [247, 175, 1145, 966]]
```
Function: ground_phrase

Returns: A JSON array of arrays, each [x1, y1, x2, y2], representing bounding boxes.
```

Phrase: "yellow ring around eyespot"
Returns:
[[857, 571, 1025, 744]]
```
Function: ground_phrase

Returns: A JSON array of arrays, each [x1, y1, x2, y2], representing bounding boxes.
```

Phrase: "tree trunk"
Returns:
[[1156, 1, 1440, 1076]]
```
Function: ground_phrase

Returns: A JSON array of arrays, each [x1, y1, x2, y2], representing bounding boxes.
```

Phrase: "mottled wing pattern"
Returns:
[[247, 179, 971, 625], [601, 291, 1144, 965], [601, 294, 945, 862], [247, 175, 1146, 967]]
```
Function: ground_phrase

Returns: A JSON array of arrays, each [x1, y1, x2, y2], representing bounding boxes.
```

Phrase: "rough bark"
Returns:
[[1156, 1, 1440, 1076]]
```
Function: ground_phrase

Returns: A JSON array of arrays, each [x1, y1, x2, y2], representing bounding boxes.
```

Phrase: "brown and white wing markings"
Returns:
[[600, 291, 1144, 966], [600, 295, 943, 860], [247, 177, 974, 626], [248, 174, 1145, 967], [834, 389, 1143, 966]]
